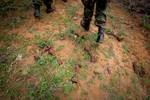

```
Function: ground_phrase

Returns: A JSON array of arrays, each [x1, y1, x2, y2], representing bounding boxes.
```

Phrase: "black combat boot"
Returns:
[[80, 19, 90, 31], [34, 4, 40, 18], [46, 7, 54, 13], [96, 26, 105, 43], [45, 4, 54, 13]]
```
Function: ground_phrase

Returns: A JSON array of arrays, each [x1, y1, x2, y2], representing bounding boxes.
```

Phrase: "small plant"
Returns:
[[37, 56, 47, 66], [6, 16, 25, 28], [47, 55, 59, 68], [38, 40, 47, 49], [63, 82, 73, 95], [142, 15, 150, 30], [122, 44, 129, 54], [56, 45, 65, 52], [102, 47, 115, 59], [66, 5, 78, 18], [98, 73, 104, 80], [37, 39, 54, 49], [105, 28, 113, 33], [28, 79, 54, 100]]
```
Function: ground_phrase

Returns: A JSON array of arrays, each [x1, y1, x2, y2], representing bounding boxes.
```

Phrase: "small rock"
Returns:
[[16, 54, 22, 61]]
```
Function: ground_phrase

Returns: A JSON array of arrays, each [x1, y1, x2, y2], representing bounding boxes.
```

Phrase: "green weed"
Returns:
[[122, 43, 129, 54], [37, 39, 54, 49], [102, 47, 115, 59], [63, 82, 73, 95], [118, 24, 126, 39], [98, 73, 104, 80], [66, 5, 78, 18], [142, 15, 150, 30], [5, 16, 26, 28], [0, 32, 23, 43], [28, 79, 54, 100], [28, 26, 37, 33], [145, 42, 150, 52], [105, 28, 113, 33], [56, 45, 65, 52], [37, 56, 47, 66], [57, 23, 79, 40], [47, 55, 59, 68]]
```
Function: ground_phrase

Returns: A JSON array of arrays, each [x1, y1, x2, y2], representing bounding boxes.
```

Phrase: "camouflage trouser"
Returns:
[[81, 0, 107, 27], [32, 0, 53, 7]]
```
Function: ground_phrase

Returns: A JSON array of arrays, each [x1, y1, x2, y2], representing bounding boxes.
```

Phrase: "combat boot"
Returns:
[[46, 7, 54, 13], [45, 4, 54, 13], [80, 19, 90, 31], [34, 4, 40, 18], [96, 26, 105, 43]]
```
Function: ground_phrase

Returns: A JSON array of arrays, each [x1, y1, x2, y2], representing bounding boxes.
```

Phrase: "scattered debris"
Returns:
[[106, 31, 124, 41], [44, 46, 55, 56]]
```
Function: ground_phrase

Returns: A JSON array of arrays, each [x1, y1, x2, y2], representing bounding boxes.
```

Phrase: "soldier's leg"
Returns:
[[43, 0, 54, 13], [81, 0, 95, 31], [32, 0, 41, 17], [95, 0, 107, 43]]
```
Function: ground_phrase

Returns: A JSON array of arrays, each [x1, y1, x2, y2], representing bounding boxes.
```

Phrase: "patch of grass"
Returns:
[[56, 45, 65, 52], [28, 57, 75, 98], [51, 68, 74, 88], [63, 82, 73, 95], [37, 40, 47, 49], [98, 73, 104, 80], [47, 55, 59, 68], [142, 15, 150, 31], [37, 56, 47, 66], [118, 31, 126, 39], [28, 26, 37, 33], [102, 47, 115, 59], [83, 51, 91, 61], [105, 28, 113, 33], [0, 45, 21, 98], [60, 15, 72, 26], [66, 4, 78, 18], [118, 24, 126, 39], [122, 43, 129, 54], [37, 39, 54, 49], [5, 16, 26, 28], [28, 79, 54, 100], [145, 42, 150, 52], [107, 14, 116, 28], [110, 72, 120, 87], [57, 22, 79, 41], [0, 32, 23, 43], [79, 68, 88, 80]]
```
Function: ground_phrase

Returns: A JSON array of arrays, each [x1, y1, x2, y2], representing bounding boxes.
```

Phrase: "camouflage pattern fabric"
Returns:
[[81, 0, 107, 27]]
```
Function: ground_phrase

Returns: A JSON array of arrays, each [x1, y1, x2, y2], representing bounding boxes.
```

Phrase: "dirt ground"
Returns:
[[0, 0, 150, 100]]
